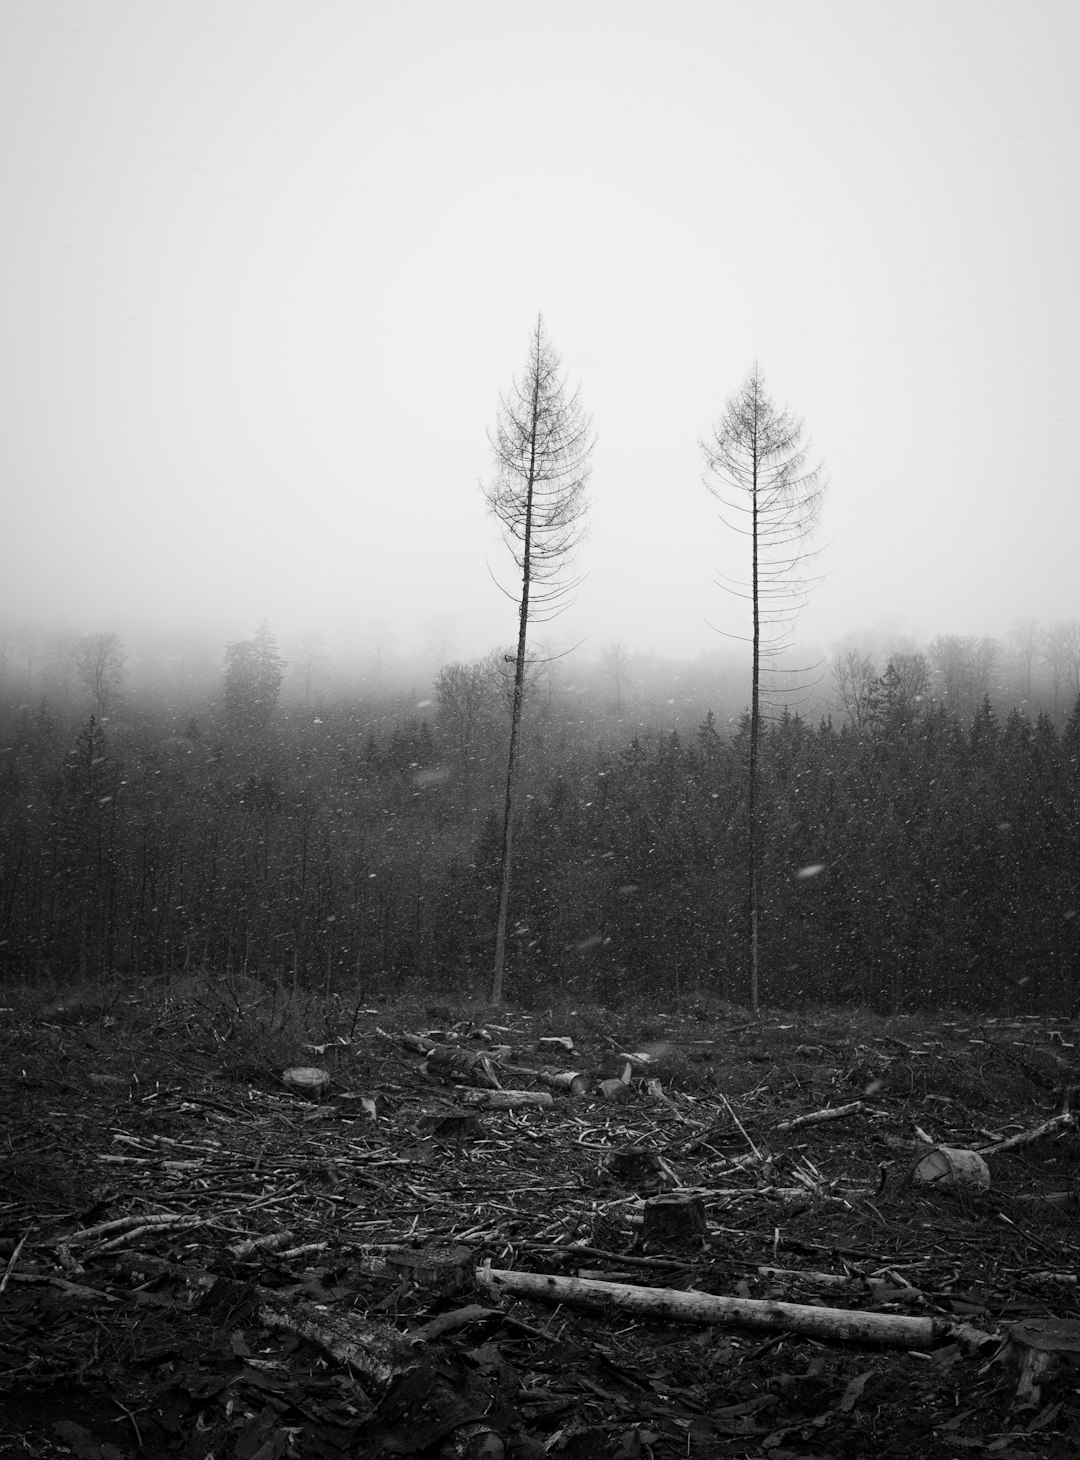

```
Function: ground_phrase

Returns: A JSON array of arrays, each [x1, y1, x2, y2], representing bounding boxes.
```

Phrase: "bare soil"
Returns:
[[2, 983, 1078, 1459]]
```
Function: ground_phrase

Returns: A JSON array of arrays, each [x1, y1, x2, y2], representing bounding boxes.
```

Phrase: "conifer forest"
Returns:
[[1, 621, 1078, 1014]]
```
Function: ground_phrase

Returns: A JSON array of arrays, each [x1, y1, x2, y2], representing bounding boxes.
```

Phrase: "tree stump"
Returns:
[[643, 1193, 707, 1246], [282, 1066, 331, 1099], [999, 1318, 1080, 1404], [602, 1146, 663, 1185], [386, 1244, 475, 1297], [420, 1111, 486, 1142]]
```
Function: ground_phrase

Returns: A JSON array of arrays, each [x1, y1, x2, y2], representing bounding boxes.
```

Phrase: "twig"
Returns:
[[717, 1093, 762, 1160], [0, 1229, 33, 1295]]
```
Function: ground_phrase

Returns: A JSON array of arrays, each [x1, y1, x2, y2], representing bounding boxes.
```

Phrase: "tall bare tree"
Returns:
[[885, 651, 930, 716], [363, 618, 395, 686], [600, 638, 631, 711], [1043, 621, 1080, 716], [75, 631, 127, 716], [928, 634, 999, 721], [0, 623, 15, 702], [423, 616, 459, 673], [434, 659, 496, 804], [290, 629, 330, 706], [831, 644, 878, 731], [701, 364, 825, 1010], [46, 629, 81, 710], [1008, 618, 1042, 707], [484, 315, 594, 1004]]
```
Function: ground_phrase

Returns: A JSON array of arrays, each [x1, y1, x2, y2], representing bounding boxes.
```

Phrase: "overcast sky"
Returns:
[[1, 0, 1077, 666]]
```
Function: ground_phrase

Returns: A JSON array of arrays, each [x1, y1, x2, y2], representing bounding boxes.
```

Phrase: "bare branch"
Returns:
[[701, 363, 827, 1010], [484, 316, 595, 1004]]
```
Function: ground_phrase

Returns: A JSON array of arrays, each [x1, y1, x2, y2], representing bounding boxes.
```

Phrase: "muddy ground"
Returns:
[[1, 980, 1078, 1459]]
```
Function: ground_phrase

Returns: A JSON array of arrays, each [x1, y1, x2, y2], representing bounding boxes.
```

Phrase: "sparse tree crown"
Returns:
[[75, 631, 126, 717], [701, 364, 826, 1010], [701, 364, 825, 669], [483, 315, 595, 1003], [484, 315, 594, 623]]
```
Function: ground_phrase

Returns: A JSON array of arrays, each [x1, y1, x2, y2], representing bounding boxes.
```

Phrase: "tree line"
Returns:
[[3, 321, 1079, 1010], [1, 639, 1077, 1013]]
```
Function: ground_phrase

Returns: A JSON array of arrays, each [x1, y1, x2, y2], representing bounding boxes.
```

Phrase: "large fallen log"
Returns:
[[477, 1265, 996, 1354]]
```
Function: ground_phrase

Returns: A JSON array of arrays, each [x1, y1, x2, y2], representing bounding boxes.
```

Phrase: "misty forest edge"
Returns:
[[1, 333, 1079, 1015]]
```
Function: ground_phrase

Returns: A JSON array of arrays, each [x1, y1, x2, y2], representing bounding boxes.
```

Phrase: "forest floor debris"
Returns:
[[1, 976, 1079, 1458]]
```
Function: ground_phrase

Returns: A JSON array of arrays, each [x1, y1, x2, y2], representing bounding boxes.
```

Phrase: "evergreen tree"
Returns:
[[224, 621, 286, 733]]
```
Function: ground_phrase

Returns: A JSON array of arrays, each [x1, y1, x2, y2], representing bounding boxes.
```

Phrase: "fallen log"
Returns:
[[911, 1145, 990, 1188], [976, 1111, 1076, 1155], [477, 1265, 996, 1354], [109, 1251, 411, 1388], [538, 1068, 589, 1096], [458, 1089, 552, 1109], [498, 1062, 589, 1096], [774, 1100, 867, 1133], [426, 1044, 502, 1089]]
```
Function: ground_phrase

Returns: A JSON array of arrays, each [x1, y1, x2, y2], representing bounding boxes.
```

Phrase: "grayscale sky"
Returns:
[[1, 0, 1077, 663]]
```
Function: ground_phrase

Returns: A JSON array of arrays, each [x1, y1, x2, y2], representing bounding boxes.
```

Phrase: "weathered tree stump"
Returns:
[[385, 1243, 475, 1297], [643, 1192, 707, 1245], [1000, 1318, 1080, 1404], [602, 1146, 663, 1184], [282, 1066, 331, 1099], [419, 1110, 486, 1142]]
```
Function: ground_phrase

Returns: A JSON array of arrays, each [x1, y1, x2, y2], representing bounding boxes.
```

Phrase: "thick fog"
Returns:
[[2, 1, 1078, 666]]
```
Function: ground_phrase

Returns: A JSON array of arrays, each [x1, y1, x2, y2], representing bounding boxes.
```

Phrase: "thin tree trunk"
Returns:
[[748, 445, 761, 1011], [491, 696, 520, 1005], [485, 316, 592, 1005], [491, 370, 540, 1006], [702, 366, 824, 1016]]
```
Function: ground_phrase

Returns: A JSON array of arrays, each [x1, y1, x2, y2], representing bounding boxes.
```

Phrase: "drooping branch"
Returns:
[[701, 364, 826, 1010], [483, 316, 594, 1004]]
